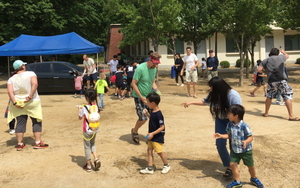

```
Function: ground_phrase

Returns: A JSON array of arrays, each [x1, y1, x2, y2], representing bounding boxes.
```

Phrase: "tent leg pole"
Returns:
[[7, 57, 10, 79]]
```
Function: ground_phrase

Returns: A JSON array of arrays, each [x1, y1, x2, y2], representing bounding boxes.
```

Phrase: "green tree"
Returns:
[[107, 0, 182, 52], [178, 0, 218, 54], [277, 0, 300, 32], [217, 0, 279, 86]]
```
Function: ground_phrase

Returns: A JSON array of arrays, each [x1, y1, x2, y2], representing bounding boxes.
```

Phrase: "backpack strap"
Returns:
[[84, 105, 90, 125]]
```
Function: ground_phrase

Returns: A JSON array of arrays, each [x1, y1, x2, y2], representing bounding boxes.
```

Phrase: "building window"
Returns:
[[167, 39, 184, 55], [285, 35, 300, 51], [226, 38, 238, 53]]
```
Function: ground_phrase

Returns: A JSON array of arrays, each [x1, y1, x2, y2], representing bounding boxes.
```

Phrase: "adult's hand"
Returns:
[[181, 102, 191, 108]]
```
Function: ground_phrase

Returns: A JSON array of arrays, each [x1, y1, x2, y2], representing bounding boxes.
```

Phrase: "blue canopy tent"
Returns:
[[0, 32, 105, 75]]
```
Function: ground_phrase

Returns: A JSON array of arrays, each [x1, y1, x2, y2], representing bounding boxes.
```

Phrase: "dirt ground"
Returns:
[[0, 65, 300, 188]]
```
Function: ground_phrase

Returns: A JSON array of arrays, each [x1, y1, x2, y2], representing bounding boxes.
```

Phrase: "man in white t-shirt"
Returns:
[[82, 54, 97, 89], [181, 47, 199, 98], [107, 55, 119, 77]]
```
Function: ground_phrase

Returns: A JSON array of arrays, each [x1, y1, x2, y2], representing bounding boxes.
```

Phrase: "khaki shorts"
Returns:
[[148, 141, 163, 153], [185, 70, 198, 82]]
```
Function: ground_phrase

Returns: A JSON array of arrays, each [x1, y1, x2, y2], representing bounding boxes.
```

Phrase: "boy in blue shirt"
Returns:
[[140, 92, 170, 174], [214, 104, 263, 188]]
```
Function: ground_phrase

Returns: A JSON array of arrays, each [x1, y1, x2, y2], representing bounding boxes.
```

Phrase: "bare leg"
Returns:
[[193, 82, 197, 97], [133, 120, 147, 133], [16, 132, 24, 143], [252, 86, 261, 93], [86, 80, 90, 89], [285, 99, 296, 119], [263, 98, 272, 116], [147, 148, 154, 166], [186, 82, 191, 96], [230, 162, 240, 181], [157, 152, 168, 165], [248, 166, 256, 178], [33, 132, 42, 142]]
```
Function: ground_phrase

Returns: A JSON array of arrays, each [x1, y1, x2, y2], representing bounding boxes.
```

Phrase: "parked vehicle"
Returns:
[[26, 61, 84, 93]]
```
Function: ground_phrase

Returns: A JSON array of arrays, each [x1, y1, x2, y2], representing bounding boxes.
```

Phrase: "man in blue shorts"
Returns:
[[82, 54, 98, 89], [131, 52, 161, 144], [258, 48, 299, 120]]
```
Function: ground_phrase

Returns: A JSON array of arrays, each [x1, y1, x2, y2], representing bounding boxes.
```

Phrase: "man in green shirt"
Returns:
[[131, 52, 161, 144]]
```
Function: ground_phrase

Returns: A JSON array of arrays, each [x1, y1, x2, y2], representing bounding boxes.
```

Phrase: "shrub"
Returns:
[[220, 61, 230, 68], [296, 58, 300, 64], [235, 58, 251, 67]]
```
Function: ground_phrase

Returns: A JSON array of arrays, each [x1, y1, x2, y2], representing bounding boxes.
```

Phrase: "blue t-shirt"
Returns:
[[148, 110, 165, 143], [226, 120, 253, 153]]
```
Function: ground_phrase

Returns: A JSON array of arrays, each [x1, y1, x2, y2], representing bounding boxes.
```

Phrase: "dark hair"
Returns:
[[14, 66, 25, 74], [256, 59, 262, 65], [269, 48, 279, 56], [175, 53, 181, 57], [186, 47, 192, 50], [148, 50, 154, 55], [228, 104, 245, 120], [207, 77, 232, 118], [84, 88, 97, 105], [113, 55, 118, 58], [202, 58, 206, 61], [146, 92, 160, 105], [117, 64, 122, 69]]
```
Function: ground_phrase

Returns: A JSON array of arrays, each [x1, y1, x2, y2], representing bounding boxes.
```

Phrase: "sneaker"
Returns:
[[250, 92, 254, 97], [181, 84, 184, 86], [272, 100, 280, 105], [94, 159, 101, 171], [161, 165, 171, 174], [9, 129, 15, 135], [83, 164, 92, 172], [279, 102, 285, 106], [140, 167, 154, 174], [176, 83, 179, 86], [250, 178, 264, 188], [16, 143, 26, 151], [33, 141, 49, 149], [226, 180, 242, 188]]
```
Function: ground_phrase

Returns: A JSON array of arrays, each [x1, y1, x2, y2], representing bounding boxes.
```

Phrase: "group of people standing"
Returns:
[[6, 46, 297, 187], [173, 47, 219, 98]]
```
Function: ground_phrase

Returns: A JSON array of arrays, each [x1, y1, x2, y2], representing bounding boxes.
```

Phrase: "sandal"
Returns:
[[223, 168, 233, 178], [131, 129, 140, 144], [288, 117, 300, 121]]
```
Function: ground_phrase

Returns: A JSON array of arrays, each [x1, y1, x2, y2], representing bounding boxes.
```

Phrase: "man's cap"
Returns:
[[149, 56, 161, 64], [13, 60, 27, 69], [209, 50, 214, 53]]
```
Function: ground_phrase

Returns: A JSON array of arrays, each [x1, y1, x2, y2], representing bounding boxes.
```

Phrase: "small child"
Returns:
[[94, 73, 110, 111], [214, 104, 264, 188], [78, 89, 101, 172], [115, 65, 126, 100], [74, 71, 83, 98], [140, 92, 170, 174], [250, 61, 267, 97], [201, 58, 206, 78]]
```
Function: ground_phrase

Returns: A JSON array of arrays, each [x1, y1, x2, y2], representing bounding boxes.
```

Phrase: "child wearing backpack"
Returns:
[[78, 88, 101, 172], [94, 73, 110, 111]]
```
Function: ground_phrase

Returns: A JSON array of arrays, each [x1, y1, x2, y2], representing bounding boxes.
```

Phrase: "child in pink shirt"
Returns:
[[74, 72, 83, 98]]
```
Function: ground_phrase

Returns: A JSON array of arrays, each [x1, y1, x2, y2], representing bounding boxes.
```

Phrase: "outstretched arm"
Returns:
[[214, 133, 229, 139], [181, 100, 206, 108]]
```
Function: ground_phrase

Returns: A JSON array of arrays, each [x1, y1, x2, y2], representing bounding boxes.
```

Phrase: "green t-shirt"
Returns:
[[132, 63, 157, 98], [95, 79, 108, 94]]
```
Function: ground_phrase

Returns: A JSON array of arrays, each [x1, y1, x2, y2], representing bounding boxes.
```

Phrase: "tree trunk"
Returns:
[[215, 32, 218, 56], [239, 34, 244, 87], [245, 50, 249, 79]]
